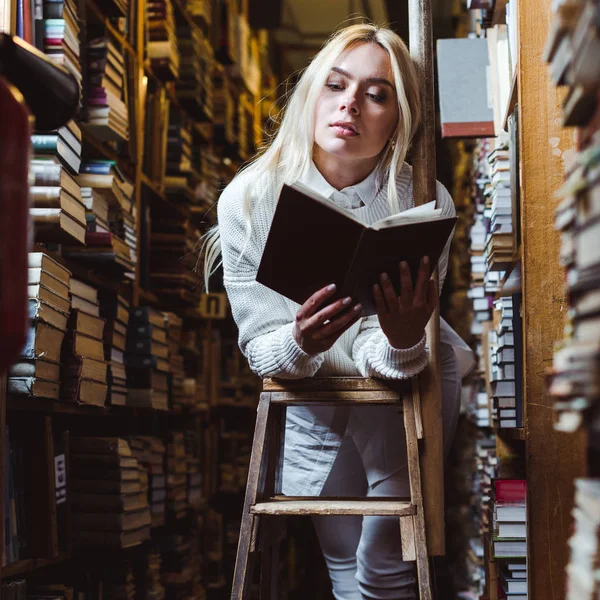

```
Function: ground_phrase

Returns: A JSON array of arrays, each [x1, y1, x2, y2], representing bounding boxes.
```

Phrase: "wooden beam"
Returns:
[[516, 2, 587, 597], [408, 0, 445, 556]]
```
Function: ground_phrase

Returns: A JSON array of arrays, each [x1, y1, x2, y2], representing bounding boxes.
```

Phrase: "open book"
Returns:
[[256, 182, 457, 316]]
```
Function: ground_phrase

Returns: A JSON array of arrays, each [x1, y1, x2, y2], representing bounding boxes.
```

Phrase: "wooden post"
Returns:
[[516, 1, 587, 597], [407, 0, 445, 556]]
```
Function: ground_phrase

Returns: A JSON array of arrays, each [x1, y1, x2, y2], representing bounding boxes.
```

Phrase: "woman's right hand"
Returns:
[[292, 284, 363, 356]]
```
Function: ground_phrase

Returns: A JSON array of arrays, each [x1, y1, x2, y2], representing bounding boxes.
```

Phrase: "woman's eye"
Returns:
[[368, 92, 385, 103], [326, 82, 344, 91]]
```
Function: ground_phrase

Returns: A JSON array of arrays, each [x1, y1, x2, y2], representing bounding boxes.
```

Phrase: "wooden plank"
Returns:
[[263, 377, 410, 393], [231, 393, 272, 600], [250, 500, 415, 517], [403, 388, 432, 599], [516, 1, 588, 597], [399, 515, 417, 562], [269, 390, 401, 404], [408, 0, 445, 557], [411, 379, 424, 440]]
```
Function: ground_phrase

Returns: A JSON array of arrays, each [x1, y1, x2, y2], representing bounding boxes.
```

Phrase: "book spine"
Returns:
[[494, 480, 527, 504], [31, 135, 59, 152], [7, 377, 36, 395], [30, 163, 62, 186]]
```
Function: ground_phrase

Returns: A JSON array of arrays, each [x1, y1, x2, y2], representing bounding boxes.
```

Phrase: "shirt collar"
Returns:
[[300, 161, 380, 207]]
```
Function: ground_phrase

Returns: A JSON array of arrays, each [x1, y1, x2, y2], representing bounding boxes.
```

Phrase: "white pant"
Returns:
[[312, 346, 461, 600]]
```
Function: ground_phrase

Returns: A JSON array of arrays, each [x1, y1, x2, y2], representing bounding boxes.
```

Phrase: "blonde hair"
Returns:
[[201, 22, 421, 289]]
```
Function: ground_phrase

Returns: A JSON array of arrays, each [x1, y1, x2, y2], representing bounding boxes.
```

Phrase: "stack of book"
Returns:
[[3, 425, 26, 564], [70, 437, 151, 548], [181, 326, 209, 407], [161, 535, 195, 597], [490, 479, 527, 596], [150, 216, 202, 305], [70, 160, 136, 274], [485, 142, 514, 273], [566, 478, 600, 600], [30, 122, 86, 244], [147, 0, 180, 80], [197, 33, 214, 121], [550, 135, 600, 433], [134, 547, 166, 600], [185, 431, 203, 509], [212, 64, 236, 147], [499, 561, 527, 600], [42, 0, 82, 86], [175, 24, 204, 116], [544, 2, 600, 128], [8, 253, 72, 401], [128, 436, 167, 528], [164, 109, 196, 199], [167, 432, 187, 518], [84, 37, 129, 142], [125, 306, 170, 410], [60, 279, 108, 406], [98, 290, 130, 405], [0, 579, 26, 597], [489, 296, 521, 428], [164, 312, 187, 410]]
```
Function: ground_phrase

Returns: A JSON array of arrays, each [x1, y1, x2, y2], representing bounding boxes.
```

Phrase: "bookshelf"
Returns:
[[440, 1, 594, 598], [0, 0, 273, 594]]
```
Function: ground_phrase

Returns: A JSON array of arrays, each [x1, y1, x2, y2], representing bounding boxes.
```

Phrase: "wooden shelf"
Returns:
[[1, 553, 68, 579]]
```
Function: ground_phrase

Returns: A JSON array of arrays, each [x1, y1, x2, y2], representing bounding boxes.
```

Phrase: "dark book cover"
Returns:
[[512, 292, 524, 427], [256, 183, 457, 316]]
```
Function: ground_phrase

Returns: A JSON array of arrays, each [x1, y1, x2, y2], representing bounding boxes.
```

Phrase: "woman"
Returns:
[[202, 23, 473, 600]]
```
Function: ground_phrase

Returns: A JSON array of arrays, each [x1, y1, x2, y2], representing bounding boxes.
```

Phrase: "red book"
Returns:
[[494, 479, 527, 504], [86, 231, 113, 246]]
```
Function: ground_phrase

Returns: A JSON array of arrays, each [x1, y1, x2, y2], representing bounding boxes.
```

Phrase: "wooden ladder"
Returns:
[[230, 377, 433, 600]]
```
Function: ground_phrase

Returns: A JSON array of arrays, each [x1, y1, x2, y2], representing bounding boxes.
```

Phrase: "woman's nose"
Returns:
[[340, 93, 359, 115]]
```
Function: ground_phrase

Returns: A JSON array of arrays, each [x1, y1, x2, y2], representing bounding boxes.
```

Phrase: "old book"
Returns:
[[126, 337, 169, 359], [28, 298, 68, 331], [69, 309, 105, 340], [20, 321, 65, 363], [28, 252, 71, 285], [126, 369, 168, 390], [129, 323, 167, 344], [71, 478, 141, 495], [64, 355, 108, 383], [71, 454, 138, 469], [257, 186, 456, 316], [71, 295, 100, 317], [72, 507, 151, 531], [61, 378, 107, 406], [7, 377, 60, 399], [70, 278, 99, 304], [129, 306, 165, 329], [28, 283, 71, 313], [71, 525, 150, 548], [65, 332, 105, 361], [31, 209, 86, 244], [30, 187, 86, 225], [30, 160, 82, 200], [28, 268, 70, 299], [70, 437, 133, 456], [9, 359, 60, 381], [71, 491, 148, 512]]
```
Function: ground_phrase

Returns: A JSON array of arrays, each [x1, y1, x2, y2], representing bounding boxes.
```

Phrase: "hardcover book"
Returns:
[[256, 183, 457, 316]]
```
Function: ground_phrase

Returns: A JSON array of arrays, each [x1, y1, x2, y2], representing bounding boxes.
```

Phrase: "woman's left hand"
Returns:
[[373, 256, 438, 350]]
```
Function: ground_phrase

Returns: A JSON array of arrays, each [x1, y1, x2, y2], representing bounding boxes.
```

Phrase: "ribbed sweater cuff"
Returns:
[[271, 323, 324, 377], [382, 332, 427, 364]]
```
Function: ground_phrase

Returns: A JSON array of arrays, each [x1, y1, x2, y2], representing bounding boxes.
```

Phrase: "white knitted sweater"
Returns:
[[217, 161, 456, 380]]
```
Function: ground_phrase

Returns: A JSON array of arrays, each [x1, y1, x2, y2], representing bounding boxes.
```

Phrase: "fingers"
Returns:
[[313, 302, 363, 341], [398, 262, 413, 308], [373, 283, 387, 315], [413, 257, 430, 306], [297, 283, 337, 320], [303, 295, 352, 332], [380, 272, 399, 313]]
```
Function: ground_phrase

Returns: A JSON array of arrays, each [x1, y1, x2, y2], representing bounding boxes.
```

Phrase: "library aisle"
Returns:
[[0, 0, 598, 599]]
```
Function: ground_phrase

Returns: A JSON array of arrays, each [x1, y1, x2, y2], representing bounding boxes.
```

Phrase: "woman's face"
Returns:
[[313, 42, 399, 168]]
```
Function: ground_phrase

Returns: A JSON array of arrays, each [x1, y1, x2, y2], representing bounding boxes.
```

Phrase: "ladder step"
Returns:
[[250, 500, 416, 516]]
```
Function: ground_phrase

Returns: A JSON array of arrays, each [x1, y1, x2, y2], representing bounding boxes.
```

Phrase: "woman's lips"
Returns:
[[330, 124, 359, 137]]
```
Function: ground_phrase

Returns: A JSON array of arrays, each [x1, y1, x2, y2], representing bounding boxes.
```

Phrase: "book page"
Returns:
[[370, 200, 442, 230]]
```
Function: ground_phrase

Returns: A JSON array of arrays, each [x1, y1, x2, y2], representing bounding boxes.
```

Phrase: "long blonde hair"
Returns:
[[201, 23, 421, 289]]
